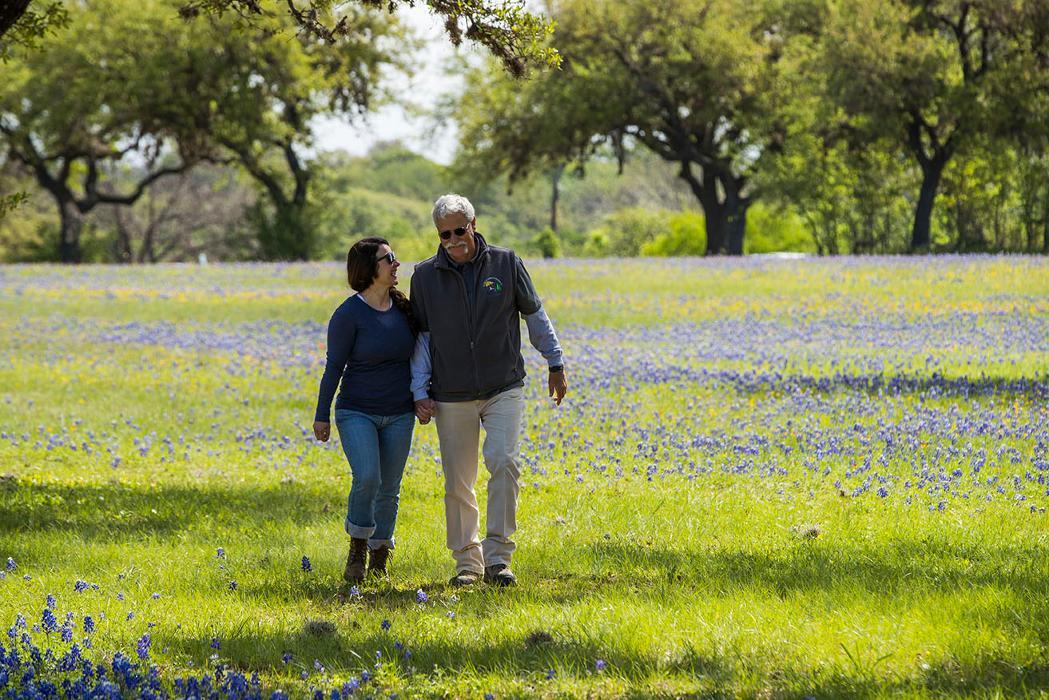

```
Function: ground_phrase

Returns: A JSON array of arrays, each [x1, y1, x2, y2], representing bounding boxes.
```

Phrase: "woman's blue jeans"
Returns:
[[334, 409, 415, 549]]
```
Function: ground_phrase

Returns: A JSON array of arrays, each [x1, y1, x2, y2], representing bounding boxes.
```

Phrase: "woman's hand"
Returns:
[[415, 399, 435, 425], [313, 421, 331, 442]]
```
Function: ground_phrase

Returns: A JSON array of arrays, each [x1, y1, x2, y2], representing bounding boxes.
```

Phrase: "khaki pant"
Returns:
[[435, 386, 525, 574]]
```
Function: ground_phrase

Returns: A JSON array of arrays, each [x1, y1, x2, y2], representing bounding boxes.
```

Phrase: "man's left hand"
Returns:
[[548, 369, 568, 406]]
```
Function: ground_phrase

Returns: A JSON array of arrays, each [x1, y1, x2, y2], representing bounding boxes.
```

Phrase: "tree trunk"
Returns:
[[57, 198, 84, 264], [911, 155, 948, 252], [256, 202, 312, 261], [721, 173, 750, 256], [677, 160, 728, 255], [549, 165, 564, 233], [114, 208, 133, 263]]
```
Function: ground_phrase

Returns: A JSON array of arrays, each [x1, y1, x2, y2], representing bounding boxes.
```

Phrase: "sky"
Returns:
[[311, 5, 468, 165]]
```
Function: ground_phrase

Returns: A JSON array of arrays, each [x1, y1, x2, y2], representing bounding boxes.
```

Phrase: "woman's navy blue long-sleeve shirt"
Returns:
[[314, 295, 415, 422]]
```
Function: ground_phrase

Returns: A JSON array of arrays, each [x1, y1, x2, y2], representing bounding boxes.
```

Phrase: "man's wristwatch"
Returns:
[[549, 364, 564, 373]]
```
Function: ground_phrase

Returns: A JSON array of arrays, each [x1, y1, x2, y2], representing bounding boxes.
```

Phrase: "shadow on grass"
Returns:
[[168, 628, 734, 689], [582, 538, 1049, 599], [0, 480, 336, 540], [163, 627, 1049, 696]]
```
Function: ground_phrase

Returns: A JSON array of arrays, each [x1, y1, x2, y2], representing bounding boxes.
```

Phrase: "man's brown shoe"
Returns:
[[449, 570, 482, 587], [368, 546, 390, 576], [343, 538, 368, 583], [484, 564, 516, 587]]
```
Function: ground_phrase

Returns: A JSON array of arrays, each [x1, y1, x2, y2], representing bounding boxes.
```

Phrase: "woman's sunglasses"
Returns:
[[438, 225, 470, 240], [376, 251, 397, 264]]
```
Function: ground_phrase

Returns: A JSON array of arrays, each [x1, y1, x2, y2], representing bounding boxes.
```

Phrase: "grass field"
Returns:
[[1, 255, 1048, 698]]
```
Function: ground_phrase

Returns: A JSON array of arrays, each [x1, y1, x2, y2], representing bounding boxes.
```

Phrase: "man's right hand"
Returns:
[[313, 420, 331, 442], [415, 398, 435, 424]]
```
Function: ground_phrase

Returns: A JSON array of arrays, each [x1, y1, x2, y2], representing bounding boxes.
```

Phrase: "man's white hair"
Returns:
[[431, 193, 475, 226]]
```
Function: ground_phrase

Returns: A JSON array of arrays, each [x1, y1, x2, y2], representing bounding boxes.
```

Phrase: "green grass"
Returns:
[[1, 256, 1048, 698]]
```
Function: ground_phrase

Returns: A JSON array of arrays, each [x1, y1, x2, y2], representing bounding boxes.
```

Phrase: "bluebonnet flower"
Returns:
[[595, 659, 607, 672], [229, 580, 238, 591], [61, 625, 73, 643], [381, 619, 391, 631], [126, 611, 134, 621], [151, 592, 160, 600], [300, 671, 309, 680], [42, 608, 58, 633], [485, 694, 495, 700], [83, 616, 94, 634], [74, 580, 90, 592], [546, 669, 556, 680], [5, 557, 14, 571], [301, 556, 312, 573], [210, 637, 221, 650], [360, 670, 371, 683], [137, 633, 151, 660], [46, 593, 56, 610], [216, 548, 226, 559], [415, 589, 428, 604], [314, 659, 324, 671], [281, 652, 293, 664]]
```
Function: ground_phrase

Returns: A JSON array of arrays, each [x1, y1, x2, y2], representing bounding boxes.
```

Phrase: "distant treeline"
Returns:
[[2, 0, 1048, 262]]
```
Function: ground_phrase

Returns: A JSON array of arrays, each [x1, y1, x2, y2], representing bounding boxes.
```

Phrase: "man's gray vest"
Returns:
[[410, 233, 540, 402]]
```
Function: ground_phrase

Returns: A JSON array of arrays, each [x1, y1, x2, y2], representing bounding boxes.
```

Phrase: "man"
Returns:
[[410, 193, 567, 587]]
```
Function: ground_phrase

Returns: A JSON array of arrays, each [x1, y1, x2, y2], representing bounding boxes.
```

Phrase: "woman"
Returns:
[[313, 237, 418, 584]]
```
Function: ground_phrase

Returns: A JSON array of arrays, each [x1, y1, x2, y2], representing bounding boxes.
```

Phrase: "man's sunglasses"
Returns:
[[377, 251, 397, 264], [438, 225, 470, 240]]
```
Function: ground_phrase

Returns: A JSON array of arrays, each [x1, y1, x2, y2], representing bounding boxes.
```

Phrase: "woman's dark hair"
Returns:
[[346, 237, 419, 335]]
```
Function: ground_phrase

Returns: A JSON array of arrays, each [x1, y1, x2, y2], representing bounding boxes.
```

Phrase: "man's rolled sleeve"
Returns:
[[524, 308, 563, 367]]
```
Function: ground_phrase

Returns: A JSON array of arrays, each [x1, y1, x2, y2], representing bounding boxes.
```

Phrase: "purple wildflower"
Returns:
[[137, 633, 151, 660], [41, 608, 57, 633]]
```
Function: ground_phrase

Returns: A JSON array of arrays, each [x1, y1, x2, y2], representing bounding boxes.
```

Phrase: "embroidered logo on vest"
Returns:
[[482, 277, 504, 294]]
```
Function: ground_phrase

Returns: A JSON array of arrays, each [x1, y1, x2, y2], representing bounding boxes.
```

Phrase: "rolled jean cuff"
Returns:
[[345, 519, 376, 540], [368, 537, 395, 550]]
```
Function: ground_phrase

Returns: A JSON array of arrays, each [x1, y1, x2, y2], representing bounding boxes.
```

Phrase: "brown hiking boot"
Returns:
[[483, 563, 517, 587], [368, 546, 390, 576], [449, 570, 482, 587], [343, 538, 368, 583]]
